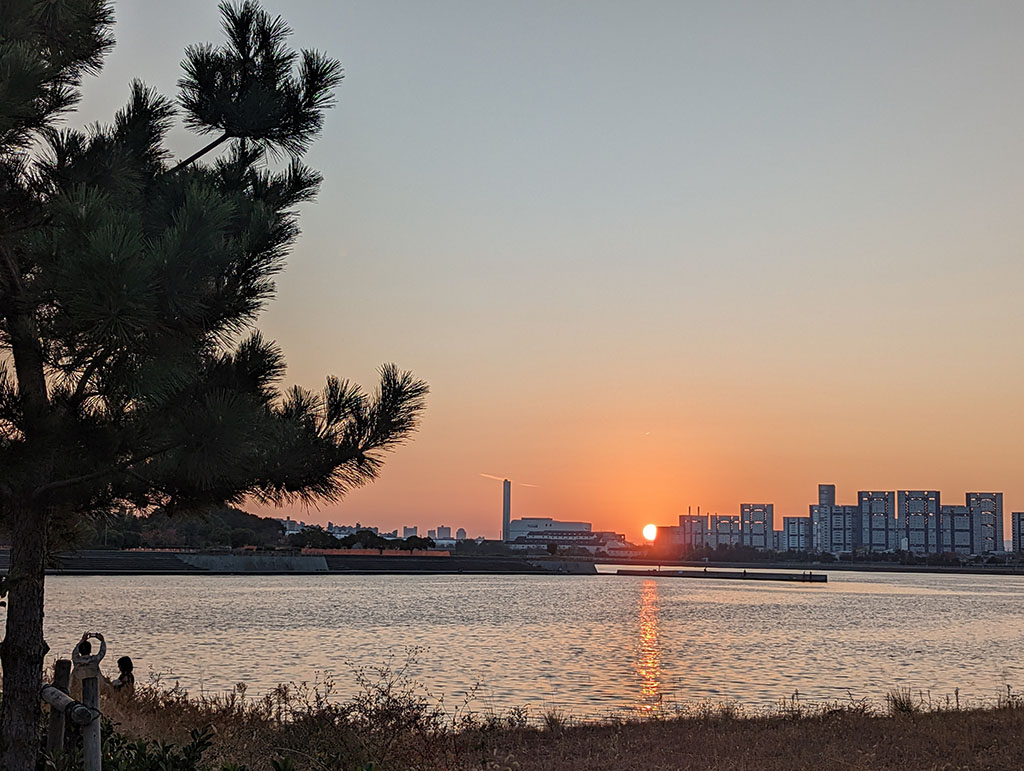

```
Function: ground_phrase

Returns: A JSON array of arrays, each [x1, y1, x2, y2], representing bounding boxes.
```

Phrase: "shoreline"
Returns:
[[596, 556, 1024, 576], [0, 549, 598, 576], [3, 548, 1022, 577]]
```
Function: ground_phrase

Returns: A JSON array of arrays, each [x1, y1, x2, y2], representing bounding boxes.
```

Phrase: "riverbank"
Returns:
[[600, 556, 1024, 576], [0, 549, 596, 575], [6, 547, 1022, 577], [93, 678, 1024, 771]]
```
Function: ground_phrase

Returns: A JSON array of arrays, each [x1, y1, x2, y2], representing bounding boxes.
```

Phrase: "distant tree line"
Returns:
[[286, 527, 435, 551], [65, 513, 453, 552], [71, 507, 285, 550]]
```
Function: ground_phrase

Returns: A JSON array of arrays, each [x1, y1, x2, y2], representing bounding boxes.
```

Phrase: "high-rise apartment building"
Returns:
[[938, 493, 1003, 555], [859, 491, 897, 552], [781, 516, 811, 551], [811, 484, 860, 554], [939, 504, 971, 554], [896, 490, 940, 554], [707, 514, 742, 549], [740, 503, 773, 549], [402, 526, 417, 538], [1012, 512, 1024, 553], [818, 484, 836, 508], [967, 492, 1003, 554], [436, 525, 452, 539]]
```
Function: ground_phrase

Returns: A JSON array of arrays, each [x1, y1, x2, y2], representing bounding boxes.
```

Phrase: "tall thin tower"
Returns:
[[502, 479, 511, 542]]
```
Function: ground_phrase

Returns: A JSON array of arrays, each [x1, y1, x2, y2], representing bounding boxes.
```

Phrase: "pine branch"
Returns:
[[31, 442, 184, 501], [70, 348, 109, 405], [168, 132, 230, 173]]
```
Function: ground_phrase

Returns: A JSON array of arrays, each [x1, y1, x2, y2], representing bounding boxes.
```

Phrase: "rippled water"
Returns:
[[40, 568, 1024, 717]]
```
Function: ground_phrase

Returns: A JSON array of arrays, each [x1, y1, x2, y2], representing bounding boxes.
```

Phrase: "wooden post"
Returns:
[[81, 675, 101, 771], [71, 632, 106, 771], [45, 659, 72, 756]]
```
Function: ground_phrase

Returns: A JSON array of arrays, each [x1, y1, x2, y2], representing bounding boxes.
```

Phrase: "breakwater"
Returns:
[[617, 568, 827, 582]]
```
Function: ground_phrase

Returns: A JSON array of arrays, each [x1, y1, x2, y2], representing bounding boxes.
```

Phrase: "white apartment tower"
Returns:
[[939, 504, 972, 554], [781, 516, 811, 551], [859, 491, 897, 552], [811, 484, 859, 554], [707, 514, 742, 549], [896, 490, 940, 554], [740, 503, 773, 549], [967, 492, 1003, 554]]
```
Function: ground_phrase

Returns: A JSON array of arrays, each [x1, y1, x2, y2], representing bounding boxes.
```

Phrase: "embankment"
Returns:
[[0, 549, 596, 575]]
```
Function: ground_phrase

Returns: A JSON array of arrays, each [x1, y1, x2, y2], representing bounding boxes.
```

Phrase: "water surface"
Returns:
[[41, 568, 1024, 717]]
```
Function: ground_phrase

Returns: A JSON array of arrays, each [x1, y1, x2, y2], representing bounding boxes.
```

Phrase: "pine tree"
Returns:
[[0, 3, 427, 767]]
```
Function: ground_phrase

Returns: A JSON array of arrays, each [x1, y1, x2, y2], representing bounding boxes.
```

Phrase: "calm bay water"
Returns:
[[41, 568, 1024, 717]]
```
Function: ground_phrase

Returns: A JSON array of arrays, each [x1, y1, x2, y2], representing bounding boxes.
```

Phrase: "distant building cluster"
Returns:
[[658, 484, 1022, 557], [276, 517, 477, 544]]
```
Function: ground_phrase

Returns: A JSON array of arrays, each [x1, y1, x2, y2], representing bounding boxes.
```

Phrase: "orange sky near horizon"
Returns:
[[74, 1, 1024, 543]]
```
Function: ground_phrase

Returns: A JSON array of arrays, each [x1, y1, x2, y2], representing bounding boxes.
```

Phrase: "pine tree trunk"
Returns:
[[0, 507, 49, 771]]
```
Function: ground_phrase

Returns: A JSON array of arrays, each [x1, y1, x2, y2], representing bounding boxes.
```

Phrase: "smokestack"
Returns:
[[502, 480, 511, 542]]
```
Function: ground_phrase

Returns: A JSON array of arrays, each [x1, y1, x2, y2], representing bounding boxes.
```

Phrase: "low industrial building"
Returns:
[[505, 517, 591, 541]]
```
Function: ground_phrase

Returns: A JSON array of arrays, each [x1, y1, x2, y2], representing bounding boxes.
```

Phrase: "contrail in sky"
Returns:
[[479, 473, 540, 488]]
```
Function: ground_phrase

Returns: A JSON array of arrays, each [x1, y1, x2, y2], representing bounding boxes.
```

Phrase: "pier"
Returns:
[[617, 568, 827, 583]]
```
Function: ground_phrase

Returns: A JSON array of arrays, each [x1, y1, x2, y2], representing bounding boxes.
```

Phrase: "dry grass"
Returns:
[[95, 672, 1024, 771], [485, 706, 1024, 771]]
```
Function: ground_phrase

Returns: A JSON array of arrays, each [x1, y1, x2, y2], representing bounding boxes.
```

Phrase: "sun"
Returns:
[[642, 523, 658, 541]]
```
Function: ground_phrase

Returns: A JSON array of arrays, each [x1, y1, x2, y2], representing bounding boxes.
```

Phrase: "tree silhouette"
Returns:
[[0, 2, 426, 766]]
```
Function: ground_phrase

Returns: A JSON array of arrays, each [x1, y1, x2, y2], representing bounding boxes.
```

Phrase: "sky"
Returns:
[[76, 1, 1024, 540]]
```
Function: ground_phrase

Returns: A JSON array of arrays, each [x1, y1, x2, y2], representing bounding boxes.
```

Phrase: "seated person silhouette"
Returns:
[[110, 656, 135, 695]]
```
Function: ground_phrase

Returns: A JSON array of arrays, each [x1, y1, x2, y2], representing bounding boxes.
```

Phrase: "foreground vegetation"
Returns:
[[41, 665, 1024, 771]]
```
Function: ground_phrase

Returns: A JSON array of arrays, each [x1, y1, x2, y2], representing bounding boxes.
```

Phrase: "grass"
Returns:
[[82, 667, 1024, 771]]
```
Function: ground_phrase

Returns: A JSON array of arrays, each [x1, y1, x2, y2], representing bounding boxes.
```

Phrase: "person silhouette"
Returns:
[[71, 632, 106, 699], [110, 655, 135, 695]]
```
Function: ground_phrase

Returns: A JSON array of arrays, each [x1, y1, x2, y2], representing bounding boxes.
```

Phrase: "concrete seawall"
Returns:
[[179, 554, 329, 573], [0, 549, 596, 575]]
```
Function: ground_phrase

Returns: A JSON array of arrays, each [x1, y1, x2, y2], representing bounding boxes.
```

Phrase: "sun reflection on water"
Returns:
[[635, 579, 662, 712]]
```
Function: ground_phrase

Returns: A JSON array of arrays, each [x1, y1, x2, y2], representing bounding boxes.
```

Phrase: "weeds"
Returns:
[[885, 687, 919, 715], [81, 665, 1024, 771], [542, 708, 567, 735]]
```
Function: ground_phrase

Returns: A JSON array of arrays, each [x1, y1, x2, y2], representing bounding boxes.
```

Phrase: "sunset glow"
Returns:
[[83, 1, 1024, 541]]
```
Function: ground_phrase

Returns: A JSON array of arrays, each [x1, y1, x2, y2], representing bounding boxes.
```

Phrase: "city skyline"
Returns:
[[73, 1, 1024, 540], [272, 477, 1022, 546]]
